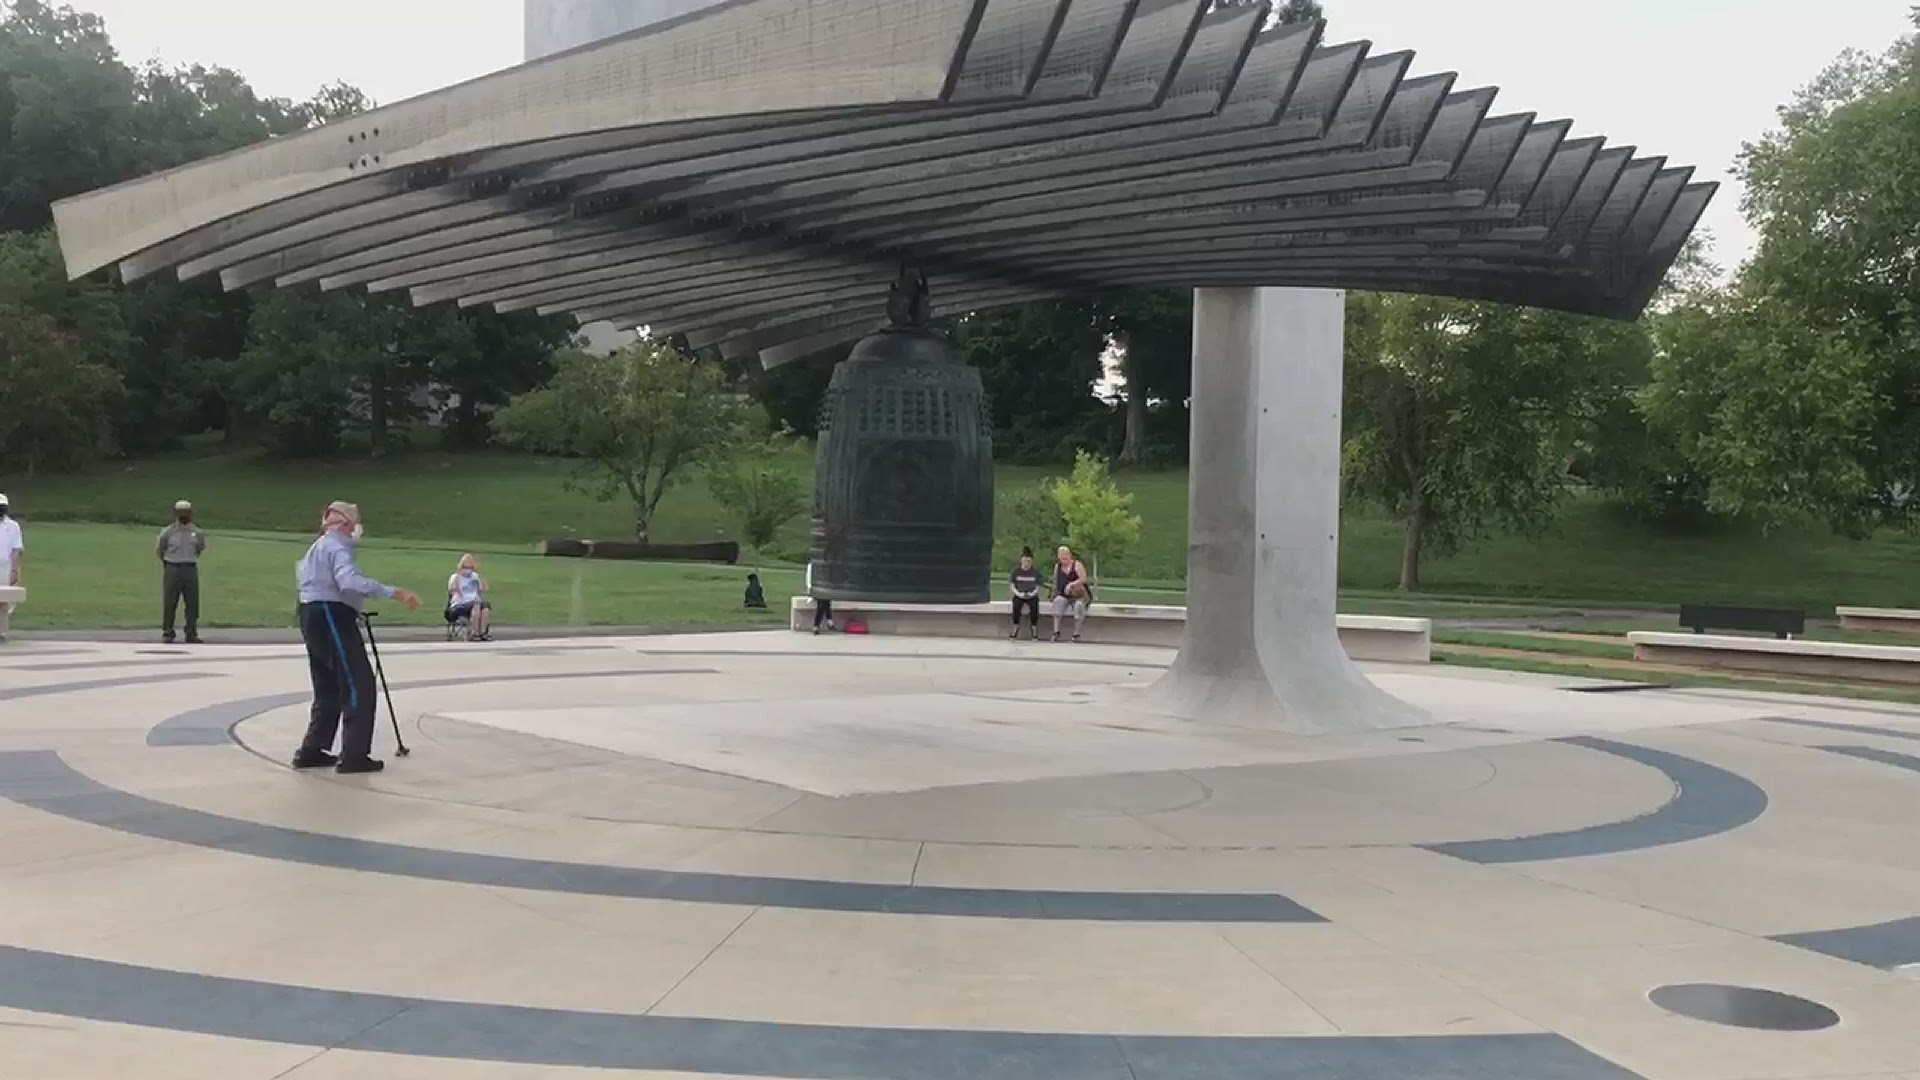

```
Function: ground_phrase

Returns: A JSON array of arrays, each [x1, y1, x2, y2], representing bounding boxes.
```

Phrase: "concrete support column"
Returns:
[[1150, 287, 1425, 733]]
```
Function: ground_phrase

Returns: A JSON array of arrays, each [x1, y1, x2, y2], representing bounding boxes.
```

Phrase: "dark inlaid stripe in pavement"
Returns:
[[22, 643, 625, 671], [147, 668, 718, 746], [0, 752, 1320, 923], [1768, 745, 1920, 967], [0, 672, 221, 702], [1760, 715, 1920, 742], [1774, 916, 1920, 970], [0, 945, 1642, 1079], [1422, 736, 1769, 865], [1811, 744, 1920, 775], [635, 647, 1173, 671]]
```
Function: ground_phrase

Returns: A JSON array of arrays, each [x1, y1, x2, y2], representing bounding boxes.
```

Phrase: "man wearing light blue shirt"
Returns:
[[293, 501, 420, 775]]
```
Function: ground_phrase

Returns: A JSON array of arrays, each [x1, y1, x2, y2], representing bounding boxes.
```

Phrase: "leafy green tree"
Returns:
[[3, 4, 414, 457], [1212, 0, 1324, 27], [1642, 290, 1887, 534], [431, 310, 573, 449], [994, 477, 1068, 569], [706, 435, 810, 564], [1639, 17, 1920, 533], [949, 299, 1110, 463], [0, 230, 127, 472], [1097, 289, 1194, 466], [741, 345, 838, 437], [0, 1, 142, 231], [1342, 293, 1650, 590], [1050, 450, 1142, 585], [228, 290, 412, 456], [1578, 233, 1722, 526], [0, 299, 122, 475], [495, 341, 758, 542]]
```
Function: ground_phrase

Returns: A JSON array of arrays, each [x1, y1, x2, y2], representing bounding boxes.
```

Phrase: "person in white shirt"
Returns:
[[446, 553, 493, 641], [0, 493, 21, 637]]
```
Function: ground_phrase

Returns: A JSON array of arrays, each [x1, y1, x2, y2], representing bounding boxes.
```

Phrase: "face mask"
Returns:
[[177, 513, 192, 524]]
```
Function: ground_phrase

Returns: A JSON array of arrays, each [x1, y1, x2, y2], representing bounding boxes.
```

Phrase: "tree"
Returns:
[[1050, 450, 1143, 585], [4, 3, 418, 458], [0, 1, 141, 232], [949, 298, 1110, 463], [494, 341, 758, 541], [0, 300, 121, 476], [1577, 232, 1722, 526], [1093, 289, 1192, 465], [995, 476, 1068, 569], [744, 346, 839, 437], [431, 310, 573, 449], [1211, 0, 1324, 28], [706, 435, 810, 564], [1342, 293, 1650, 591], [229, 290, 415, 456], [0, 230, 126, 472], [1640, 290, 1886, 534], [1637, 17, 1920, 533]]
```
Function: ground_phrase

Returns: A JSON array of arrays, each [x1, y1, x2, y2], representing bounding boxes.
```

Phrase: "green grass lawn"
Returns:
[[7, 443, 1920, 627], [12, 523, 798, 632], [1431, 650, 1920, 708], [1432, 630, 1637, 660]]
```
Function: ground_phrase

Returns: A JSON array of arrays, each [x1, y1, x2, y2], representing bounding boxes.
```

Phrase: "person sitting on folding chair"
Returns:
[[293, 501, 420, 775], [446, 553, 493, 642]]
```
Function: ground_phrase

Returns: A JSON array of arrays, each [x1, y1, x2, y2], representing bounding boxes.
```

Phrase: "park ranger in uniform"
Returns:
[[157, 499, 206, 644], [293, 501, 419, 775]]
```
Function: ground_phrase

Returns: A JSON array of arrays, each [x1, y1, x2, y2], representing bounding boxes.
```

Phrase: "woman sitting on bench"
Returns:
[[447, 554, 494, 641]]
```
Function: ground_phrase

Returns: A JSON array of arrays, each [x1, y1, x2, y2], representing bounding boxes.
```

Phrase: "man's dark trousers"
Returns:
[[297, 600, 377, 761], [162, 562, 199, 639]]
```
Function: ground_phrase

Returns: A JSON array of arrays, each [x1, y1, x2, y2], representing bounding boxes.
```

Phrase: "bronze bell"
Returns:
[[808, 272, 993, 603]]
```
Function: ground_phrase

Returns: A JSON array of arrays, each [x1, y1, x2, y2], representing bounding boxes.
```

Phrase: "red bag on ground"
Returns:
[[844, 619, 870, 635]]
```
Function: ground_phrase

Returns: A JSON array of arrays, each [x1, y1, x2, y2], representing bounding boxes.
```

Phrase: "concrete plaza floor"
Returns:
[[4, 629, 1920, 1078]]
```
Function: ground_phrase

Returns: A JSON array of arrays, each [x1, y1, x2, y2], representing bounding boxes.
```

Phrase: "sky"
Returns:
[[76, 0, 1915, 271]]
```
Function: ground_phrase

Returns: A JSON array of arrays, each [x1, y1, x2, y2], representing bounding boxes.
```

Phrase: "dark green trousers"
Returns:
[[162, 562, 199, 637]]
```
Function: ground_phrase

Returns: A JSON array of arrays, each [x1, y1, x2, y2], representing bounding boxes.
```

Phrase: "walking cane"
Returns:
[[359, 612, 411, 757]]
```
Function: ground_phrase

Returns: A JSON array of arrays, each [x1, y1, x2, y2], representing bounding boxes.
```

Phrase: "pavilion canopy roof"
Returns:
[[52, 0, 1714, 366]]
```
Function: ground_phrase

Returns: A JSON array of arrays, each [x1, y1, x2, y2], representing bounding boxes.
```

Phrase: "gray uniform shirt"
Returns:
[[157, 523, 206, 565]]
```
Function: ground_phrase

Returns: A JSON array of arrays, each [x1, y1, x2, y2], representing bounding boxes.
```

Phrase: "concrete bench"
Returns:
[[1836, 607, 1920, 635], [0, 585, 22, 639], [790, 598, 1431, 663], [1629, 631, 1920, 686]]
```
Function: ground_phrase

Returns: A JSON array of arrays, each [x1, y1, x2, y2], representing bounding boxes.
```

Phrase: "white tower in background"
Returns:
[[526, 0, 731, 60]]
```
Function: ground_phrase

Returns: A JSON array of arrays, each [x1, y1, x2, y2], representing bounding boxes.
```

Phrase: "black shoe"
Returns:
[[335, 758, 385, 775], [1009, 629, 1021, 640], [184, 634, 203, 645], [291, 749, 339, 769], [162, 633, 176, 645]]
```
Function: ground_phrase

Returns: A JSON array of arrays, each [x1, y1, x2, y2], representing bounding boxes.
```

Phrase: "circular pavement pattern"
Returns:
[[4, 631, 1920, 1079]]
